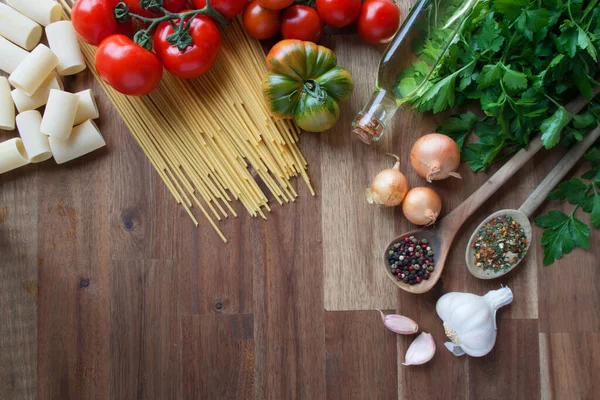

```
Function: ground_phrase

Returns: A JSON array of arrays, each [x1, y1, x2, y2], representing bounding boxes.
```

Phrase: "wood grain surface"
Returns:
[[1, 0, 600, 398]]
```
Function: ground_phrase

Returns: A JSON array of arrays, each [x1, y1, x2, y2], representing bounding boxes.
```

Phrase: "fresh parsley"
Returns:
[[401, 0, 600, 170], [535, 147, 600, 265]]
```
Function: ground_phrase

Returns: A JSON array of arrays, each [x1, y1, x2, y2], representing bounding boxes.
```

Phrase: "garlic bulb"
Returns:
[[435, 286, 513, 357]]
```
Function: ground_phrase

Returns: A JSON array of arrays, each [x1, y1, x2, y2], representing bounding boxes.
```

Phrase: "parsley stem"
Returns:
[[544, 94, 563, 110], [570, 204, 579, 218], [582, 0, 598, 21], [500, 30, 518, 64]]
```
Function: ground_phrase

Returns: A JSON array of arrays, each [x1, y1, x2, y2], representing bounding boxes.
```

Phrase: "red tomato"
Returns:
[[316, 0, 361, 28], [192, 0, 248, 19], [154, 15, 221, 78], [358, 0, 401, 44], [95, 35, 163, 96], [72, 0, 132, 45], [281, 6, 323, 43], [257, 0, 293, 10], [124, 0, 186, 17], [242, 0, 280, 40]]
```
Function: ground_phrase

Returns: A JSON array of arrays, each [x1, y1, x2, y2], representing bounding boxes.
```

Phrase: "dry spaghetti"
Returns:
[[59, 1, 314, 242]]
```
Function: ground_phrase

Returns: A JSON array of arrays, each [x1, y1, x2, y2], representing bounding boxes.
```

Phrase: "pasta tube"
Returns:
[[49, 120, 106, 164], [0, 3, 42, 50], [6, 0, 62, 27], [0, 77, 15, 131], [0, 138, 29, 174], [9, 44, 58, 96], [0, 35, 29, 74], [11, 73, 63, 113], [73, 89, 99, 125], [45, 21, 86, 76], [40, 89, 79, 139], [16, 110, 52, 163]]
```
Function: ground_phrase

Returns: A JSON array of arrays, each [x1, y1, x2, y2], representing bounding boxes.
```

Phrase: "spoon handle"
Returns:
[[518, 124, 600, 218], [440, 137, 544, 236], [440, 91, 598, 238]]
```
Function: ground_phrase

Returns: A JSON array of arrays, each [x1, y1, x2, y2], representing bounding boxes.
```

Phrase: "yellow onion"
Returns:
[[410, 133, 462, 182], [402, 187, 442, 226], [366, 154, 409, 207]]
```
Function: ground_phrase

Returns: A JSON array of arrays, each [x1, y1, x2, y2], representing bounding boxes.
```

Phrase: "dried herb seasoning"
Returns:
[[471, 215, 528, 272]]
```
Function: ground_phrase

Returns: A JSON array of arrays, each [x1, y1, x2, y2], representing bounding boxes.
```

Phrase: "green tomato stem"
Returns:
[[114, 0, 229, 50]]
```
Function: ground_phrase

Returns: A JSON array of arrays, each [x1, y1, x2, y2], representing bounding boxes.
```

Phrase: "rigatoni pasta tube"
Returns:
[[0, 3, 42, 50], [45, 21, 86, 75], [6, 0, 62, 27], [0, 138, 29, 174], [0, 77, 15, 130], [49, 120, 106, 164], [40, 89, 78, 139], [9, 44, 58, 96], [0, 35, 29, 74], [16, 110, 52, 163], [11, 73, 63, 113], [73, 89, 99, 125]]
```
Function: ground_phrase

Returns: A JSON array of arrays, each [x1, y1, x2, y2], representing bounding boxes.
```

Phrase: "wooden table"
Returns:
[[1, 2, 600, 398]]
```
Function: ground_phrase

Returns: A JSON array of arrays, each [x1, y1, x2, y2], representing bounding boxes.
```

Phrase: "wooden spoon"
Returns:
[[383, 91, 598, 294], [466, 123, 600, 279]]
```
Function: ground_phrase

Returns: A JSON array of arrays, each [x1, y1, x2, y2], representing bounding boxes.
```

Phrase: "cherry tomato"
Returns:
[[124, 0, 187, 18], [154, 15, 221, 78], [257, 0, 293, 10], [316, 0, 361, 28], [72, 0, 132, 45], [95, 35, 163, 96], [281, 6, 323, 43], [192, 0, 248, 19], [242, 0, 280, 40], [358, 0, 401, 44]]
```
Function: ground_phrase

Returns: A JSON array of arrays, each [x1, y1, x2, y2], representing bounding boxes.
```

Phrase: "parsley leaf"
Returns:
[[494, 0, 530, 19], [577, 27, 598, 61], [502, 67, 528, 91], [437, 111, 478, 148], [540, 107, 572, 149], [534, 210, 590, 265], [474, 14, 505, 53], [477, 64, 503, 90], [548, 178, 589, 205]]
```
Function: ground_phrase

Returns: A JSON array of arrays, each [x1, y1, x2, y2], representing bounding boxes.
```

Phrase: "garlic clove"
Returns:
[[377, 309, 418, 335], [402, 332, 436, 366]]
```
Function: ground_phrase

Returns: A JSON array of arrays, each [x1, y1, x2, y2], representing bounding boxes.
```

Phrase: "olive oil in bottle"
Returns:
[[353, 0, 479, 144]]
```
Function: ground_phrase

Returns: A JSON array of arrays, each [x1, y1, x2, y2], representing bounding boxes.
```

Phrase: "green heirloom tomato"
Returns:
[[263, 39, 354, 133]]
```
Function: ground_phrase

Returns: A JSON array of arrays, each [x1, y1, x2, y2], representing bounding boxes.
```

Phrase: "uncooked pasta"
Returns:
[[59, 1, 314, 242]]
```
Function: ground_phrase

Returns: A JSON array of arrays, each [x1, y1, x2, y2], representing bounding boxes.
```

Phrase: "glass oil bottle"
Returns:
[[352, 0, 480, 144]]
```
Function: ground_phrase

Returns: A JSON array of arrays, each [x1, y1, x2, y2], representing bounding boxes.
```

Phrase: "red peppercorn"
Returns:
[[421, 244, 427, 249], [426, 270, 430, 274], [409, 252, 414, 257], [409, 266, 414, 271], [425, 260, 430, 265], [404, 237, 410, 243], [416, 277, 422, 283]]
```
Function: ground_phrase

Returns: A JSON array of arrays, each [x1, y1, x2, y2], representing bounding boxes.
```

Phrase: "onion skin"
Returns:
[[402, 187, 442, 226], [366, 155, 409, 207], [410, 133, 461, 182]]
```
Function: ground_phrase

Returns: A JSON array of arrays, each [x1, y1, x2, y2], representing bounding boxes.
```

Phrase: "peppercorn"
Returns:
[[387, 237, 436, 285]]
